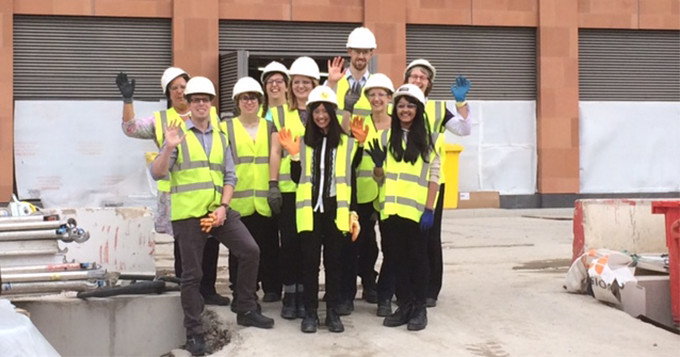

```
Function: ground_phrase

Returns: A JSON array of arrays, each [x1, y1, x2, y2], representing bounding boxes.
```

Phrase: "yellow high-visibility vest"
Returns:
[[296, 136, 356, 233], [154, 106, 221, 192], [355, 115, 381, 204], [271, 104, 306, 193], [378, 129, 442, 223], [336, 75, 372, 117], [220, 117, 273, 217], [169, 126, 226, 221], [425, 100, 447, 185]]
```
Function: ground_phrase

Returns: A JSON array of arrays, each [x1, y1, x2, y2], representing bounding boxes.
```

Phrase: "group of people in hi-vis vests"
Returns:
[[117, 25, 472, 356]]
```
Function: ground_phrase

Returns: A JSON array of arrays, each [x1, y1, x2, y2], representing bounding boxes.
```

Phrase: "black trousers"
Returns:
[[300, 199, 348, 310], [376, 218, 396, 302], [229, 212, 281, 295], [340, 202, 379, 301], [279, 193, 303, 287], [383, 215, 429, 306], [174, 236, 220, 296], [426, 183, 445, 300]]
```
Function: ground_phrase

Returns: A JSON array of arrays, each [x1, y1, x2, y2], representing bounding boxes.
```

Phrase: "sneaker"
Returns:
[[262, 292, 281, 302], [325, 308, 345, 333], [203, 293, 231, 306], [376, 299, 392, 317], [237, 310, 275, 329], [301, 310, 319, 333], [335, 300, 354, 316], [184, 334, 206, 356], [407, 305, 428, 331], [425, 298, 437, 308], [383, 303, 413, 327]]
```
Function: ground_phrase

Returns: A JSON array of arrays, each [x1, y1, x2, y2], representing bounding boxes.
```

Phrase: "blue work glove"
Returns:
[[366, 138, 387, 168], [116, 72, 136, 103], [419, 209, 435, 232], [450, 75, 471, 102]]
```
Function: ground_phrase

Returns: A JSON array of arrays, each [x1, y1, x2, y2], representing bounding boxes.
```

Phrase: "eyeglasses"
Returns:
[[408, 74, 429, 82], [266, 79, 285, 86], [396, 103, 417, 110], [189, 97, 211, 104], [292, 79, 313, 87], [239, 95, 259, 103], [349, 49, 373, 56], [169, 84, 186, 92]]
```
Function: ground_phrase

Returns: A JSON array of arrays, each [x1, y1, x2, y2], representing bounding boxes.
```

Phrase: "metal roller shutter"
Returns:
[[579, 29, 680, 101], [219, 51, 248, 117], [14, 15, 171, 100], [220, 20, 357, 54], [406, 25, 536, 100]]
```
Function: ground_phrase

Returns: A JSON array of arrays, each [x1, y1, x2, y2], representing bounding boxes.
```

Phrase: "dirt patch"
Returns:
[[512, 258, 571, 273], [202, 309, 231, 354]]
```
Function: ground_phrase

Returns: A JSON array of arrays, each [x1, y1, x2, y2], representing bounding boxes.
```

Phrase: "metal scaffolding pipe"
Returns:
[[0, 215, 46, 224], [0, 220, 70, 232], [1, 280, 100, 295], [0, 248, 60, 257], [1, 269, 108, 283], [0, 229, 63, 241], [0, 262, 97, 274]]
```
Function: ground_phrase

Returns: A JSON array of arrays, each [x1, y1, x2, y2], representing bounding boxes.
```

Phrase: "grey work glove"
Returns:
[[116, 72, 136, 103], [344, 82, 361, 113], [267, 180, 282, 215]]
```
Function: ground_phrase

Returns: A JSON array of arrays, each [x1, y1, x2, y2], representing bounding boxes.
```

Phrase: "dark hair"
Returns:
[[389, 95, 432, 164], [261, 72, 288, 117], [233, 92, 263, 117], [304, 102, 346, 149], [166, 73, 191, 109]]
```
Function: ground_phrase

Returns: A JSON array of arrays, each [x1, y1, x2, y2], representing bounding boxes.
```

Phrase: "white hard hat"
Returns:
[[363, 73, 395, 96], [260, 61, 290, 83], [392, 84, 425, 106], [288, 56, 320, 81], [161, 67, 189, 94], [306, 85, 337, 106], [232, 77, 264, 100], [346, 27, 377, 49], [404, 59, 436, 82], [184, 76, 216, 98]]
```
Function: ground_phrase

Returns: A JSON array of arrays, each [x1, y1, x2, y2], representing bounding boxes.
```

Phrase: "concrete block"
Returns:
[[14, 292, 184, 357], [573, 199, 669, 261]]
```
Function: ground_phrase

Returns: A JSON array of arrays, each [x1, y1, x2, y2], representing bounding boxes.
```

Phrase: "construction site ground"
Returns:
[[154, 208, 680, 356]]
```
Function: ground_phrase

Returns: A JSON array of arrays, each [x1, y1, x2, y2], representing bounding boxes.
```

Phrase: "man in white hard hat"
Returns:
[[327, 26, 377, 122], [151, 76, 274, 356], [327, 26, 381, 315], [116, 68, 230, 308]]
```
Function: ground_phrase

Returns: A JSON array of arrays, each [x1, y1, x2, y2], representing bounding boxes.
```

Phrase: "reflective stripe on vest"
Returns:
[[356, 115, 380, 204], [169, 128, 226, 221], [272, 104, 306, 193], [296, 137, 355, 233], [336, 75, 372, 117], [425, 100, 447, 183], [222, 117, 273, 217], [378, 129, 436, 223]]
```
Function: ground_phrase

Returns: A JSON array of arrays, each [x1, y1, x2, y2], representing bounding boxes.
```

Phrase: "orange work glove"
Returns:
[[278, 128, 300, 156], [199, 212, 218, 233], [349, 211, 361, 242], [350, 116, 369, 145]]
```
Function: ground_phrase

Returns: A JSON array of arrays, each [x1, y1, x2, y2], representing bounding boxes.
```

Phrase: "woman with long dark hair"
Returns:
[[366, 84, 443, 331], [279, 85, 365, 334]]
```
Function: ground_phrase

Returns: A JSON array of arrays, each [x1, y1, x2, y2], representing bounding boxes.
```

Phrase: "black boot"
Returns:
[[383, 301, 413, 327], [376, 299, 392, 317], [281, 292, 297, 319], [407, 304, 427, 331], [295, 291, 306, 318], [301, 309, 319, 333], [325, 307, 345, 333], [361, 281, 378, 304], [185, 334, 206, 356], [335, 299, 354, 316]]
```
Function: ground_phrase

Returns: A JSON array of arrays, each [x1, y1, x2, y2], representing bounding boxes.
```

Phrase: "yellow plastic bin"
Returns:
[[443, 144, 464, 209]]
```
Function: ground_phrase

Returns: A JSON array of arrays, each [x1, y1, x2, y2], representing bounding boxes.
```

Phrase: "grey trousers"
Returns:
[[173, 209, 260, 336]]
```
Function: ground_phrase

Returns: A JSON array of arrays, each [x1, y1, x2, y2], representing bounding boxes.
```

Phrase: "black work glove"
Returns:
[[344, 82, 361, 113], [116, 72, 136, 103], [267, 180, 282, 215], [366, 138, 387, 168]]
